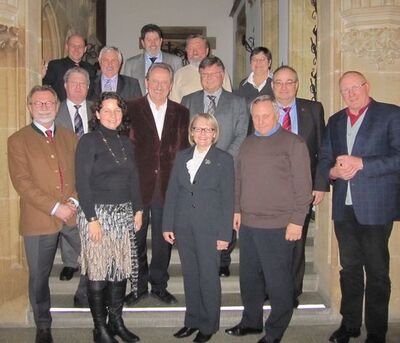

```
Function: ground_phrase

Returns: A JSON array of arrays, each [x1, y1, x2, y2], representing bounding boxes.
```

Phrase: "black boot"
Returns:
[[88, 281, 118, 343], [108, 280, 140, 342]]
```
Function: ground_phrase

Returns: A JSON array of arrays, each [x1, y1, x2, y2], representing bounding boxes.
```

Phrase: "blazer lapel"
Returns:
[[351, 103, 375, 155], [296, 99, 308, 137], [142, 98, 160, 140], [192, 145, 217, 184]]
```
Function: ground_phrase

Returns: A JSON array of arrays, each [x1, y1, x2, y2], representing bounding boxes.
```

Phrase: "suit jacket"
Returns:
[[55, 100, 93, 132], [123, 52, 183, 94], [88, 74, 142, 102], [317, 100, 400, 224], [162, 145, 234, 242], [43, 57, 97, 101], [295, 98, 329, 191], [127, 96, 190, 207], [181, 89, 248, 158], [8, 124, 78, 236]]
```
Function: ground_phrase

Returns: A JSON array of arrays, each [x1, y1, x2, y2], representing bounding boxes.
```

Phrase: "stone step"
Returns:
[[46, 291, 329, 328]]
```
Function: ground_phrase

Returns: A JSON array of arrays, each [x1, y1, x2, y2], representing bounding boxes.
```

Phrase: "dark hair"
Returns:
[[90, 92, 127, 131], [250, 47, 272, 66], [273, 65, 299, 82], [140, 24, 163, 40], [199, 55, 225, 72]]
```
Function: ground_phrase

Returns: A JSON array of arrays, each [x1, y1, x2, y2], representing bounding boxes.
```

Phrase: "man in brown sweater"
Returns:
[[225, 95, 312, 343]]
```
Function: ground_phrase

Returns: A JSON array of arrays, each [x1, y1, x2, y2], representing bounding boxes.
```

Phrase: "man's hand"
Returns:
[[163, 232, 175, 245], [217, 240, 229, 250], [285, 223, 302, 241], [312, 191, 325, 206], [330, 155, 363, 180], [88, 221, 102, 242], [54, 204, 75, 222], [233, 213, 241, 232]]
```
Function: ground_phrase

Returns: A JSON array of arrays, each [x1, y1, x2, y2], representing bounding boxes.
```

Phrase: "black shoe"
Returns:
[[151, 289, 178, 304], [35, 328, 53, 343], [174, 327, 198, 338], [59, 266, 78, 281], [193, 331, 212, 343], [219, 266, 230, 277], [124, 290, 149, 306], [329, 325, 361, 343], [225, 324, 263, 336], [74, 295, 89, 308], [365, 334, 385, 343], [257, 337, 281, 343]]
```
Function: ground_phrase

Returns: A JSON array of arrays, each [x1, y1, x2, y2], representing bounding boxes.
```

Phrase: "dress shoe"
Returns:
[[124, 290, 149, 306], [173, 326, 198, 338], [329, 325, 361, 343], [365, 333, 385, 343], [219, 266, 230, 277], [225, 324, 263, 336], [73, 295, 89, 308], [59, 266, 78, 281], [151, 289, 177, 304], [257, 337, 281, 343], [193, 331, 212, 343], [35, 328, 53, 343]]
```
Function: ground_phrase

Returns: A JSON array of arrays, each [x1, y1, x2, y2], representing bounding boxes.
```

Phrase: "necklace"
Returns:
[[98, 130, 128, 165]]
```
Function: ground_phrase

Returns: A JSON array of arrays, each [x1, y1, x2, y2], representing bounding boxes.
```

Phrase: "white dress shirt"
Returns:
[[147, 95, 167, 140], [66, 99, 89, 133]]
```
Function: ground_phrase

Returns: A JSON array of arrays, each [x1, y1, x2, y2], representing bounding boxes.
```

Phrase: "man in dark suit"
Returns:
[[318, 71, 400, 343], [43, 34, 96, 101], [272, 65, 329, 305], [8, 85, 78, 343], [123, 24, 182, 95], [89, 46, 142, 102], [181, 55, 248, 277], [55, 67, 92, 307], [125, 62, 190, 305]]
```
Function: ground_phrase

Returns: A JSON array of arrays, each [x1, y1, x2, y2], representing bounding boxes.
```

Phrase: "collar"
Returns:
[[276, 98, 296, 110], [254, 123, 281, 137], [243, 71, 272, 89], [101, 74, 118, 82], [32, 121, 55, 136], [147, 94, 168, 110], [145, 51, 162, 60], [345, 98, 372, 126], [66, 98, 86, 108], [204, 88, 223, 99]]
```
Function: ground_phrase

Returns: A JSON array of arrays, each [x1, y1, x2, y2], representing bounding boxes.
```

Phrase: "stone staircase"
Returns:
[[32, 220, 331, 328]]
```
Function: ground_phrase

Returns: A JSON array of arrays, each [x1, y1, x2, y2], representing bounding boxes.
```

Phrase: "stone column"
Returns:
[[317, 0, 400, 320], [0, 0, 42, 323]]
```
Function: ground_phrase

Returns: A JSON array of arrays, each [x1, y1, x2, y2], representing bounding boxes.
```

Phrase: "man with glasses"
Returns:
[[318, 71, 400, 343], [8, 85, 78, 343], [272, 65, 329, 307], [124, 63, 190, 305], [182, 56, 248, 277], [43, 34, 96, 101]]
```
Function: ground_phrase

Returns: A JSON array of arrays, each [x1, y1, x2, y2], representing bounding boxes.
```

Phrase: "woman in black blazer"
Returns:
[[162, 113, 234, 343]]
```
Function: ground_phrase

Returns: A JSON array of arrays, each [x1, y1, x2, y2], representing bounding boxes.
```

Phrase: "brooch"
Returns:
[[205, 159, 211, 165]]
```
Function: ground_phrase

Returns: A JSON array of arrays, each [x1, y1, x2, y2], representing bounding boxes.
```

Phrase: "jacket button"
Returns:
[[154, 169, 158, 174], [192, 204, 195, 208], [50, 154, 55, 159]]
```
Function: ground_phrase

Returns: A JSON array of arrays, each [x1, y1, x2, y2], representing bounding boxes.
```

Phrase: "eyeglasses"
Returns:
[[251, 57, 268, 63], [340, 82, 367, 96], [200, 72, 222, 79], [273, 80, 297, 87], [30, 101, 56, 108], [192, 127, 215, 134]]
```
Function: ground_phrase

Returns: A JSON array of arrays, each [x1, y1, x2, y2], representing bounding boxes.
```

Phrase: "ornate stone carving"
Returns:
[[342, 27, 400, 69], [0, 24, 21, 49]]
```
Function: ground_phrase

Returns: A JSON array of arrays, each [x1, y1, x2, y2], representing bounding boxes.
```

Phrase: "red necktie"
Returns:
[[282, 107, 291, 131], [45, 129, 53, 141]]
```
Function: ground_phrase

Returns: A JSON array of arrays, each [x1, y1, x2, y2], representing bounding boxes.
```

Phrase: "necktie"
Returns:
[[104, 78, 112, 92], [149, 57, 157, 64], [207, 95, 216, 115], [282, 107, 291, 131], [45, 129, 53, 141], [74, 105, 84, 138]]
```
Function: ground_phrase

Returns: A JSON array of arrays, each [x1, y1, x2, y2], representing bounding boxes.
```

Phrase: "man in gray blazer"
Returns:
[[89, 46, 142, 102], [55, 67, 92, 306], [123, 24, 182, 94], [181, 56, 248, 276]]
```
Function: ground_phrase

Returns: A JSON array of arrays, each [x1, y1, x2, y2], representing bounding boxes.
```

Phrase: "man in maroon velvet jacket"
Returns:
[[125, 62, 190, 305]]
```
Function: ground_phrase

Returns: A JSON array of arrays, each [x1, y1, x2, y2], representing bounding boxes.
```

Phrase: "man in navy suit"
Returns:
[[89, 46, 142, 102], [272, 65, 329, 306], [318, 71, 400, 343]]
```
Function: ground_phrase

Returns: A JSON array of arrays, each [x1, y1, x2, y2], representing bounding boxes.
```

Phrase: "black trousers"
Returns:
[[239, 225, 295, 341], [135, 198, 172, 293], [334, 206, 392, 339], [220, 230, 236, 268]]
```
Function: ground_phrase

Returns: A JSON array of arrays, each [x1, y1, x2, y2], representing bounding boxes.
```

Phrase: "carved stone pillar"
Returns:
[[0, 0, 42, 324], [261, 0, 279, 71]]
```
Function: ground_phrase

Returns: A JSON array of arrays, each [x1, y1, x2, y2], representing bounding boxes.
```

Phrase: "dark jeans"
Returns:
[[135, 199, 171, 293], [239, 225, 295, 341], [334, 206, 392, 338]]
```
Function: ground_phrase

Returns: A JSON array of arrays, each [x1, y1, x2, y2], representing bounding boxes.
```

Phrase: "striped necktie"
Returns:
[[282, 107, 291, 131], [104, 78, 112, 92], [74, 105, 84, 138], [207, 95, 216, 115]]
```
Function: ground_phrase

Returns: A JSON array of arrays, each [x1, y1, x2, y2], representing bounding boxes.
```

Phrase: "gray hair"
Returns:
[[27, 85, 58, 105], [145, 62, 174, 83], [63, 66, 90, 85], [185, 34, 210, 52], [250, 95, 279, 115], [99, 46, 123, 65]]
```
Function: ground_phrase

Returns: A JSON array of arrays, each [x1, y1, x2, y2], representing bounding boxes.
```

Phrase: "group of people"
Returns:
[[7, 22, 400, 343]]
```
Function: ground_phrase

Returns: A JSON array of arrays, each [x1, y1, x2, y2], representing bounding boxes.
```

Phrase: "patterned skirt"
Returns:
[[78, 202, 138, 289]]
